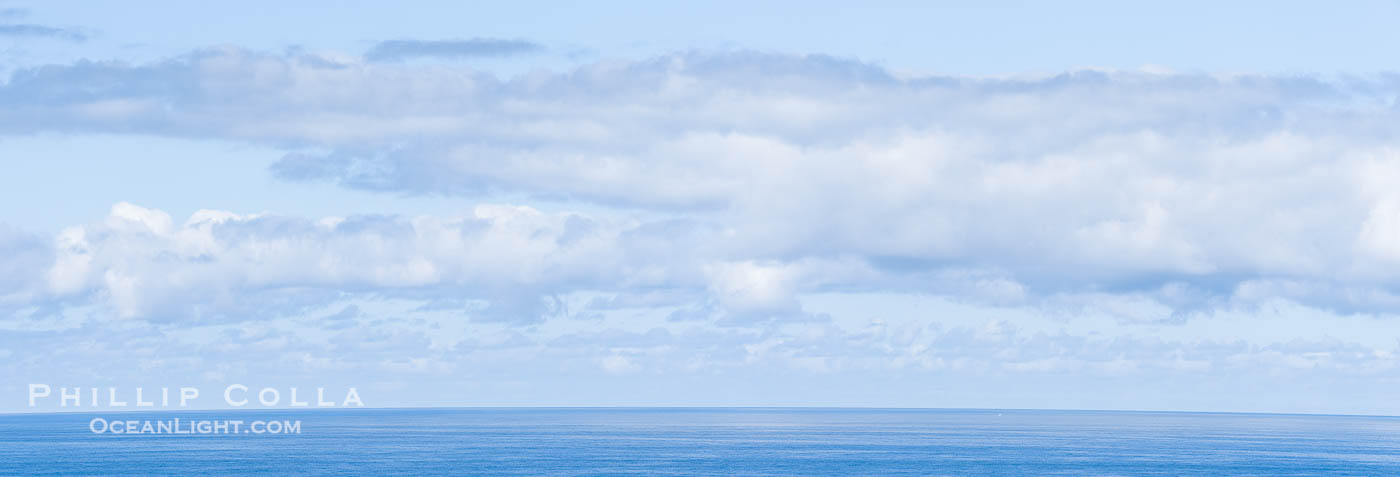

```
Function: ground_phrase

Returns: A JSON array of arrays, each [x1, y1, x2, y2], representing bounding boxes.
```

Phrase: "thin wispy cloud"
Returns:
[[0, 23, 87, 41], [364, 38, 543, 61]]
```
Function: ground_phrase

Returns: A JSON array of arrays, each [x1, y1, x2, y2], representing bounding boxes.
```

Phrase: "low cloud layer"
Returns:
[[8, 308, 1399, 412]]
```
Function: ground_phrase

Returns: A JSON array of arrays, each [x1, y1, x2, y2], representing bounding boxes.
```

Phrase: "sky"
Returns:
[[5, 1, 1400, 414]]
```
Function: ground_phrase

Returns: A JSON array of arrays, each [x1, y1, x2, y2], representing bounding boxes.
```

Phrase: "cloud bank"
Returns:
[[6, 44, 1400, 412], [4, 49, 1400, 321]]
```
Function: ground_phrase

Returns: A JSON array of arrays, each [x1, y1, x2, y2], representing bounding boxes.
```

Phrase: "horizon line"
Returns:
[[3, 405, 1396, 420]]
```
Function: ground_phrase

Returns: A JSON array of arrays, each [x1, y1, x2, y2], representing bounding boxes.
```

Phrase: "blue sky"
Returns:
[[6, 1, 1400, 414]]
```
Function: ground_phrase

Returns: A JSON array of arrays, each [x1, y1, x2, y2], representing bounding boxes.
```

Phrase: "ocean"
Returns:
[[2, 408, 1398, 475]]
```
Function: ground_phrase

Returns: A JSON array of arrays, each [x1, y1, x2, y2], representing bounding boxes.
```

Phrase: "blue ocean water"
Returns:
[[2, 408, 1399, 475]]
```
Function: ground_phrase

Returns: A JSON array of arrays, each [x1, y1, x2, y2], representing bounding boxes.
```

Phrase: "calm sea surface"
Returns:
[[2, 408, 1398, 475]]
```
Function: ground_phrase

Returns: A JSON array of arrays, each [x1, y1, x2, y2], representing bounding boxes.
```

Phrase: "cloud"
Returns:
[[36, 202, 639, 324], [4, 49, 1400, 317], [363, 38, 543, 62], [13, 306, 1400, 411], [319, 304, 364, 330], [20, 201, 887, 326], [0, 23, 87, 41]]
